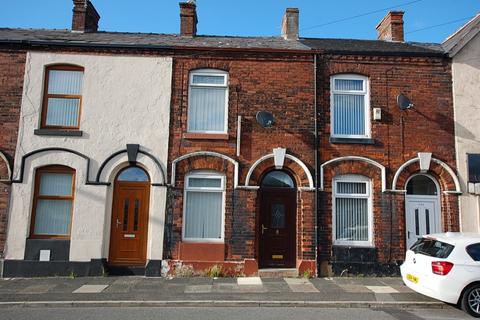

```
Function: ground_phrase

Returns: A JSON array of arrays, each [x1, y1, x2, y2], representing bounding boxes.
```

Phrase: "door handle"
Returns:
[[116, 218, 122, 229], [408, 231, 410, 239], [261, 224, 268, 235]]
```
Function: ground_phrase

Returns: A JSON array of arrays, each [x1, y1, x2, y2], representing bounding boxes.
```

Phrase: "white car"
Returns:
[[401, 232, 480, 317]]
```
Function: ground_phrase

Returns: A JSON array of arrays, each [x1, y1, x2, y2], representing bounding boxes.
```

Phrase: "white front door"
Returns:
[[405, 197, 440, 249]]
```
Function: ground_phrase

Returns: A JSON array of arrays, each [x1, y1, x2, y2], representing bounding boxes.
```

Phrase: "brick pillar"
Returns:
[[72, 0, 100, 33], [179, 2, 197, 37], [376, 11, 404, 42]]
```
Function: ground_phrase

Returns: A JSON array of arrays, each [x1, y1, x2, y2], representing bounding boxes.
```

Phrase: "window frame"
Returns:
[[187, 69, 229, 134], [332, 174, 373, 247], [182, 171, 226, 243], [330, 74, 371, 139], [467, 153, 480, 183], [41, 65, 84, 130], [30, 165, 76, 239]]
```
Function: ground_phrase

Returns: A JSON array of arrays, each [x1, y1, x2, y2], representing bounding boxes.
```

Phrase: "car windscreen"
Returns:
[[410, 238, 454, 258]]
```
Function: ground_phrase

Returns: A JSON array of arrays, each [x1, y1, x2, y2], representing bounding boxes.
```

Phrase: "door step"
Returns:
[[258, 268, 297, 278], [107, 265, 146, 276]]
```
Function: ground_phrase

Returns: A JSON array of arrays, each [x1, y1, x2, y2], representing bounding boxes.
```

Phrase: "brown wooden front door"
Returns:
[[109, 181, 150, 266], [259, 188, 296, 268]]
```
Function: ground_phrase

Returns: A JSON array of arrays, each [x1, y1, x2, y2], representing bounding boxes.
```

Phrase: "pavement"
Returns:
[[0, 276, 451, 309]]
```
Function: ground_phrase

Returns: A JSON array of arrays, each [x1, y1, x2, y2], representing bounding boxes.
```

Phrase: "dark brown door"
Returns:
[[109, 182, 150, 266], [259, 188, 296, 268]]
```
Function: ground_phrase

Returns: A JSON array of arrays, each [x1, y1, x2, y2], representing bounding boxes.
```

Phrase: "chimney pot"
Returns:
[[281, 8, 299, 40], [376, 11, 404, 42], [72, 0, 100, 33], [180, 2, 198, 37]]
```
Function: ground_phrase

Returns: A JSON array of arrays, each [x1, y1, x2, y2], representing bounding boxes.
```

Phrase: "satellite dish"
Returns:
[[397, 94, 414, 110], [256, 111, 274, 128]]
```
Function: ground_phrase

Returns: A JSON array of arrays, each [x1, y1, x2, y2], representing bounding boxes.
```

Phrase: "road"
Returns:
[[0, 306, 470, 320]]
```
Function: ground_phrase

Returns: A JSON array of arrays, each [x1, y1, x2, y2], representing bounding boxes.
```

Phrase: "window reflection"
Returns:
[[117, 167, 149, 182]]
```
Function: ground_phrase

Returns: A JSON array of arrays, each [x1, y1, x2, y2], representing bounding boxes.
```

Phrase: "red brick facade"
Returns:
[[317, 54, 458, 275], [165, 52, 317, 276], [0, 49, 26, 257]]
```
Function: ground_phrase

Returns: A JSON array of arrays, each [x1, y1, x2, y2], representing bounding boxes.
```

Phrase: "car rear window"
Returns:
[[410, 238, 454, 258], [466, 243, 480, 261]]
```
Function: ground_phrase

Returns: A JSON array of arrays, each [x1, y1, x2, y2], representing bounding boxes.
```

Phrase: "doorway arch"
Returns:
[[405, 174, 441, 249], [109, 166, 151, 266], [258, 170, 296, 268]]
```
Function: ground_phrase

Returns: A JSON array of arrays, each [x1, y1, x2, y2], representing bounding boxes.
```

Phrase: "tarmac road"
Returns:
[[0, 306, 471, 320]]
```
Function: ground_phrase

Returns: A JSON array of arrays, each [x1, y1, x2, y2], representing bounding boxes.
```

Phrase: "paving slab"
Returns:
[[284, 278, 319, 293], [73, 285, 109, 294], [17, 284, 57, 294], [212, 283, 240, 293], [184, 285, 212, 293], [237, 277, 262, 286], [366, 285, 399, 294], [336, 284, 372, 293]]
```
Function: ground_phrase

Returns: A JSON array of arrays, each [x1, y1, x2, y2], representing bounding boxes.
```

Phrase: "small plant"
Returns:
[[101, 267, 109, 277], [68, 271, 77, 279], [302, 269, 314, 278], [174, 263, 195, 277], [204, 264, 223, 278]]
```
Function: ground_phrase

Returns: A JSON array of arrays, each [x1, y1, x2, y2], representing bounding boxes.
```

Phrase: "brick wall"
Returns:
[[0, 49, 26, 257], [317, 54, 458, 274], [166, 51, 316, 272]]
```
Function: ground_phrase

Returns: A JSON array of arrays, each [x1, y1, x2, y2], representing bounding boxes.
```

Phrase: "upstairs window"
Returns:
[[330, 74, 370, 138], [30, 165, 75, 238], [188, 69, 228, 134], [41, 65, 84, 129], [468, 154, 480, 183]]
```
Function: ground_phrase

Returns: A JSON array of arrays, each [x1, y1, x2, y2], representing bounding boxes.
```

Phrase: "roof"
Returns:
[[0, 28, 446, 57], [300, 38, 444, 56], [443, 14, 480, 57], [0, 28, 311, 52]]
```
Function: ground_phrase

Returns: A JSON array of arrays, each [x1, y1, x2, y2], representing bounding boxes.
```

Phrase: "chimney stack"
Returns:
[[281, 8, 299, 40], [180, 1, 198, 37], [376, 11, 404, 42], [72, 0, 100, 33]]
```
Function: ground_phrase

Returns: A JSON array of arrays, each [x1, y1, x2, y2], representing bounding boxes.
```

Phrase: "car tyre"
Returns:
[[461, 284, 480, 318]]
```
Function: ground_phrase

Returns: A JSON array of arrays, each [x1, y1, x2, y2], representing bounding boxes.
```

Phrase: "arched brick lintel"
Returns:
[[320, 156, 386, 192], [171, 151, 239, 188], [0, 151, 11, 182], [245, 153, 314, 190], [392, 157, 461, 193]]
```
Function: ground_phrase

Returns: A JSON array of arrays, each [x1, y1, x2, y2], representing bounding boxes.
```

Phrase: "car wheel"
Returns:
[[461, 285, 480, 318]]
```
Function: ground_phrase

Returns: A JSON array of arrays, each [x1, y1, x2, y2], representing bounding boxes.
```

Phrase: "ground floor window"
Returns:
[[332, 174, 372, 246], [30, 165, 75, 238], [183, 171, 225, 242]]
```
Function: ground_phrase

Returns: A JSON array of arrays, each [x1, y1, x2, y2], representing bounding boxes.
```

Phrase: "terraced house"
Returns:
[[0, 0, 461, 277]]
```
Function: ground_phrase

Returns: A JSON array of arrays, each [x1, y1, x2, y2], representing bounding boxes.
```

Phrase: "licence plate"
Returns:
[[406, 273, 419, 284]]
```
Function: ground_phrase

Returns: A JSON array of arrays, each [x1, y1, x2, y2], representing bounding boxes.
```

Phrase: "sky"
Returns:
[[1, 0, 479, 43]]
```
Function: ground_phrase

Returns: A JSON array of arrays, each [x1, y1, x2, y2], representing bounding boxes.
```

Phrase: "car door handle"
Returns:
[[408, 231, 410, 239]]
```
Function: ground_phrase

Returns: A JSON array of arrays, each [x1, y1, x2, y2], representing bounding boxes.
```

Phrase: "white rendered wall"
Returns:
[[452, 33, 480, 232], [6, 52, 172, 262]]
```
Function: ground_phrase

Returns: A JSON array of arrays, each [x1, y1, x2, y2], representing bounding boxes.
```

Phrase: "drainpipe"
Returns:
[[313, 54, 319, 276]]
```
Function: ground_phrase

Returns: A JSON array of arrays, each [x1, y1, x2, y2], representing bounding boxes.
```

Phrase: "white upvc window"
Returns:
[[188, 69, 228, 134], [330, 74, 370, 138], [183, 171, 225, 242], [332, 174, 373, 246]]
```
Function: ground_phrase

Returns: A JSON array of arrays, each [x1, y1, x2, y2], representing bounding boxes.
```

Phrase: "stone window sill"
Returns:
[[329, 137, 375, 145], [183, 133, 229, 140], [34, 129, 83, 137]]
